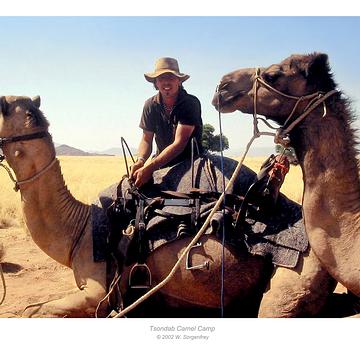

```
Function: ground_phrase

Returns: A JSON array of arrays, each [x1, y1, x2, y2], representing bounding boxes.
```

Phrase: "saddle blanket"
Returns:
[[91, 155, 308, 268]]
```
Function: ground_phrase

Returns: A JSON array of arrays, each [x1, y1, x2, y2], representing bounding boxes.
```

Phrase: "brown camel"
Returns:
[[0, 95, 334, 317], [213, 52, 360, 307]]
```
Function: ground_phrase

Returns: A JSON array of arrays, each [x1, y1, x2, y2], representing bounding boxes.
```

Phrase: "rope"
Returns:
[[113, 127, 272, 318], [16, 158, 57, 188], [0, 162, 18, 184], [0, 157, 57, 192], [0, 263, 6, 306], [121, 137, 136, 178], [280, 90, 338, 135], [253, 68, 338, 142], [217, 89, 227, 318], [95, 272, 122, 318], [112, 72, 337, 318]]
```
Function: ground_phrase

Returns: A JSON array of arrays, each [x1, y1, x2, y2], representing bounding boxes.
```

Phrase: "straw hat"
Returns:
[[144, 57, 190, 83]]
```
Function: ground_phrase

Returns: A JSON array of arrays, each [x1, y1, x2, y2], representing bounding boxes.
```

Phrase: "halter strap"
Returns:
[[254, 67, 323, 101], [14, 158, 58, 191], [252, 68, 338, 145], [0, 130, 49, 147], [0, 130, 56, 192]]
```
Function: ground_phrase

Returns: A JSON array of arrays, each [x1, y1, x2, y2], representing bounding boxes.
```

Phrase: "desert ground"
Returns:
[[0, 155, 344, 317], [0, 156, 123, 317]]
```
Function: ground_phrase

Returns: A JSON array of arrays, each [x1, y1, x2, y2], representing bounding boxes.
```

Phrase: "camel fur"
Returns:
[[0, 95, 335, 317], [213, 52, 360, 312]]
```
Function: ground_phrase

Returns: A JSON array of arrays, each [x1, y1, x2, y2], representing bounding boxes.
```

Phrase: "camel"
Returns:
[[0, 95, 334, 318], [213, 52, 360, 306]]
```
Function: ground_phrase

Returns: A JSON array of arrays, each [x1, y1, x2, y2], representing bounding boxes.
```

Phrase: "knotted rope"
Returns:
[[0, 263, 6, 306]]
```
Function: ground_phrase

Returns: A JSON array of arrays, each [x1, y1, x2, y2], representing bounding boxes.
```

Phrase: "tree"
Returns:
[[201, 124, 229, 153]]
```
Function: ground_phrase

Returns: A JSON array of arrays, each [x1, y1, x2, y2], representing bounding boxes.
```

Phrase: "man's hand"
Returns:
[[133, 163, 155, 187], [130, 159, 145, 179]]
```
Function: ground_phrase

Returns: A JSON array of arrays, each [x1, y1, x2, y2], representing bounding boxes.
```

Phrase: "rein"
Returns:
[[0, 263, 5, 306], [252, 68, 338, 145], [0, 130, 56, 192]]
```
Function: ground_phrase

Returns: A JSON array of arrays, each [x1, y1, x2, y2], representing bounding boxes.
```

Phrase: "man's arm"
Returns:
[[133, 123, 195, 187], [130, 130, 154, 178]]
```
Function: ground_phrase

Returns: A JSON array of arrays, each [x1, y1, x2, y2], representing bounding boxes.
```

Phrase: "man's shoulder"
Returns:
[[178, 89, 201, 107], [143, 94, 160, 109]]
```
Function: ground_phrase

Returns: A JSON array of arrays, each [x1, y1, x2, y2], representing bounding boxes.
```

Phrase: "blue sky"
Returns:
[[1, 16, 360, 154]]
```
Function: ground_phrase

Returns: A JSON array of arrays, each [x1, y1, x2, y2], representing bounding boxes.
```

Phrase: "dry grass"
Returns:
[[0, 155, 304, 229], [0, 156, 128, 228], [58, 156, 127, 204], [242, 157, 304, 204]]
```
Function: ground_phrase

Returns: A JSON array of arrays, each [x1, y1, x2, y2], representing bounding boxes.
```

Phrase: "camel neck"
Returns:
[[296, 108, 360, 295], [19, 159, 90, 268]]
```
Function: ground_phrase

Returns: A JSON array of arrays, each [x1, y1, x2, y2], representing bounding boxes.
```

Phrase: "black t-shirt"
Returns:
[[139, 88, 203, 166]]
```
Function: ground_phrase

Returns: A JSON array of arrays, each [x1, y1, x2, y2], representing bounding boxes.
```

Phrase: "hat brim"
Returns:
[[144, 70, 190, 83]]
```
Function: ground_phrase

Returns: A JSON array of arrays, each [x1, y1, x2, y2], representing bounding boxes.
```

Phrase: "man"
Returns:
[[130, 57, 203, 187]]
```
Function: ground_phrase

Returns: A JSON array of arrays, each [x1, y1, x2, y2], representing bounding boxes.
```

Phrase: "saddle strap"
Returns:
[[234, 154, 289, 232], [135, 199, 148, 264]]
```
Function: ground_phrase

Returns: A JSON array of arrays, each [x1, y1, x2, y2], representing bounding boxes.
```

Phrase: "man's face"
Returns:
[[155, 73, 181, 99]]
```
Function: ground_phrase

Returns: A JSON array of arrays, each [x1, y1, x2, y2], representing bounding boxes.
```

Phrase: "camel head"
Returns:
[[0, 96, 47, 138], [212, 53, 337, 125], [0, 96, 53, 175]]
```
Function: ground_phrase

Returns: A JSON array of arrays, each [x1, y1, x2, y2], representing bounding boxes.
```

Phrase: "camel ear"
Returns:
[[306, 53, 336, 91], [32, 96, 41, 108], [307, 53, 329, 77], [0, 96, 9, 116]]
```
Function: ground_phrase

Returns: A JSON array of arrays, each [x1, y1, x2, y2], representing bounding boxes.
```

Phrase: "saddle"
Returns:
[[106, 153, 290, 290]]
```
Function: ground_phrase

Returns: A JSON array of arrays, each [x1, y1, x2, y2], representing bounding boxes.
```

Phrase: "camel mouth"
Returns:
[[212, 90, 244, 112]]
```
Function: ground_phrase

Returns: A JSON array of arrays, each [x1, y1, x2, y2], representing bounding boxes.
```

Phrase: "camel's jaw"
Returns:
[[212, 88, 255, 115], [212, 67, 257, 114], [212, 90, 244, 113]]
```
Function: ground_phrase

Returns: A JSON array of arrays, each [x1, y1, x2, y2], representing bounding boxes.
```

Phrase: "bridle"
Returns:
[[251, 67, 338, 146], [0, 130, 57, 192]]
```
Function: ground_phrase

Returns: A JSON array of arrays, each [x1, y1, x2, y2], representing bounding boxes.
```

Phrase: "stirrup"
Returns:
[[128, 263, 152, 289], [186, 242, 210, 271]]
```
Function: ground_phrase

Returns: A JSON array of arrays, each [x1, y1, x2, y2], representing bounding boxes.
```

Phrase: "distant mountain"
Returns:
[[94, 147, 138, 156], [55, 143, 274, 158], [55, 144, 113, 156]]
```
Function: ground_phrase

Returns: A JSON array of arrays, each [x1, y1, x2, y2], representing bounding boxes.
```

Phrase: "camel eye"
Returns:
[[263, 72, 280, 84]]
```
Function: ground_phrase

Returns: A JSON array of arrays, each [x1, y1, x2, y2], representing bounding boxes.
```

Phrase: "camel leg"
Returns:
[[258, 248, 336, 317], [21, 278, 107, 318], [23, 225, 108, 318]]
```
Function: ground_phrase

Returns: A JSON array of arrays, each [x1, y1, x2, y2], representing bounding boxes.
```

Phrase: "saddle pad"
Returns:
[[91, 155, 308, 268]]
